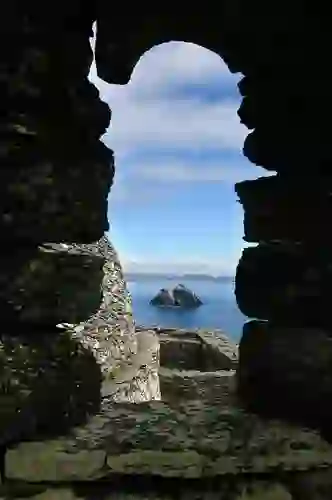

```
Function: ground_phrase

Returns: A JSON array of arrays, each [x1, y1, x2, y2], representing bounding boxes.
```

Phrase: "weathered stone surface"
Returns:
[[237, 482, 292, 500], [235, 176, 332, 243], [148, 328, 237, 372], [5, 2, 332, 496], [237, 321, 332, 438], [101, 329, 161, 402], [6, 399, 332, 481], [243, 126, 332, 174], [288, 469, 332, 499], [0, 330, 101, 446], [0, 244, 104, 324], [12, 490, 79, 500], [1, 3, 113, 243], [58, 236, 160, 403], [143, 327, 199, 341], [159, 368, 236, 404], [197, 330, 238, 370], [235, 244, 332, 325], [0, 143, 113, 243], [0, 480, 296, 500], [5, 443, 106, 482], [159, 337, 204, 371]]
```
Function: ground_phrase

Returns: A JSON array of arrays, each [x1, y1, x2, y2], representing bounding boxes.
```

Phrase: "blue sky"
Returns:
[[88, 41, 270, 276]]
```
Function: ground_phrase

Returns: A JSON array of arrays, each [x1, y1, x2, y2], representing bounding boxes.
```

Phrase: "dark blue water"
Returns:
[[127, 278, 247, 343]]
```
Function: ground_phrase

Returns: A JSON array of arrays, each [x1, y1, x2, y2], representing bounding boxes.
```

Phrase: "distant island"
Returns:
[[125, 272, 234, 282], [150, 284, 203, 309]]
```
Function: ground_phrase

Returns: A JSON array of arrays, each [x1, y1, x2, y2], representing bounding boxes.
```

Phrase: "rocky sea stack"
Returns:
[[150, 284, 203, 309]]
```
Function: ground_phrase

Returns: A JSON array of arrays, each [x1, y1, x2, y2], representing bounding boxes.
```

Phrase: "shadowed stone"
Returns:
[[5, 442, 106, 482], [5, 399, 332, 481], [0, 330, 101, 446], [159, 368, 236, 404], [0, 144, 113, 243], [235, 176, 332, 244], [0, 244, 104, 325], [237, 321, 332, 439], [288, 469, 332, 500], [237, 482, 292, 500], [235, 243, 332, 326]]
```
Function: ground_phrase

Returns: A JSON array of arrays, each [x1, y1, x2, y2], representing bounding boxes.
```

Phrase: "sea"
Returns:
[[126, 277, 247, 343]]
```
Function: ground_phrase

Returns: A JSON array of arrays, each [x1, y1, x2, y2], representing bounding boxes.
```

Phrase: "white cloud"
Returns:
[[128, 160, 268, 183], [89, 38, 263, 273], [122, 257, 237, 277], [127, 42, 236, 92], [88, 41, 246, 158]]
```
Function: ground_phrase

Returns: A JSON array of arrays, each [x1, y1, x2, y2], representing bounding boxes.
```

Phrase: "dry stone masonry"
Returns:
[[2, 1, 332, 499], [56, 237, 161, 403]]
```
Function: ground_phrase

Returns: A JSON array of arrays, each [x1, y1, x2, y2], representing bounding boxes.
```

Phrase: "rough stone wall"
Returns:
[[159, 368, 236, 405], [235, 72, 332, 440], [92, 1, 332, 441], [2, 396, 332, 498], [0, 0, 111, 444], [0, 0, 158, 449], [56, 236, 161, 403], [0, 479, 300, 499], [3, 2, 332, 498]]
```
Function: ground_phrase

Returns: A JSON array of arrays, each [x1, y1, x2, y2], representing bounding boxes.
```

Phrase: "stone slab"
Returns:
[[159, 368, 236, 404], [237, 320, 332, 437], [0, 144, 113, 243], [0, 244, 104, 324], [0, 481, 294, 500], [196, 330, 238, 370], [159, 337, 203, 371], [235, 175, 332, 243], [0, 330, 101, 446], [5, 399, 332, 481]]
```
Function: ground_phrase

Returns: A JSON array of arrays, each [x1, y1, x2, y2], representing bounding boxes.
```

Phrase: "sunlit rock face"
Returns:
[[57, 235, 161, 403], [173, 284, 203, 308], [150, 288, 176, 307], [151, 285, 202, 309]]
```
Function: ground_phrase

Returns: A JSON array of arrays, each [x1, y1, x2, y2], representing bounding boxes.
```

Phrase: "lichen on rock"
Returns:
[[57, 235, 161, 403], [0, 329, 102, 445]]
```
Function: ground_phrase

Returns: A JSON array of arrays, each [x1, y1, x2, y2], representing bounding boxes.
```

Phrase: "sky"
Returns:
[[88, 39, 270, 276]]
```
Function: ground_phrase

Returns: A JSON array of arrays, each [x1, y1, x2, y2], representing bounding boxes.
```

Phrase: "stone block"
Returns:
[[197, 330, 238, 370], [236, 176, 332, 243], [0, 142, 113, 243], [0, 244, 104, 325], [6, 399, 332, 481], [5, 442, 106, 482], [0, 329, 101, 446], [0, 485, 82, 500], [243, 127, 332, 174], [287, 469, 332, 500], [235, 243, 332, 325], [237, 320, 332, 437], [159, 337, 203, 370], [159, 368, 236, 404]]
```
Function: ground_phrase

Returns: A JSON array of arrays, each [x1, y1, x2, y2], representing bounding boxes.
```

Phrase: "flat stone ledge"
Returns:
[[196, 330, 238, 370], [5, 400, 332, 482], [153, 327, 238, 371], [5, 444, 106, 482], [0, 480, 295, 500], [0, 245, 104, 324], [159, 368, 237, 404]]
